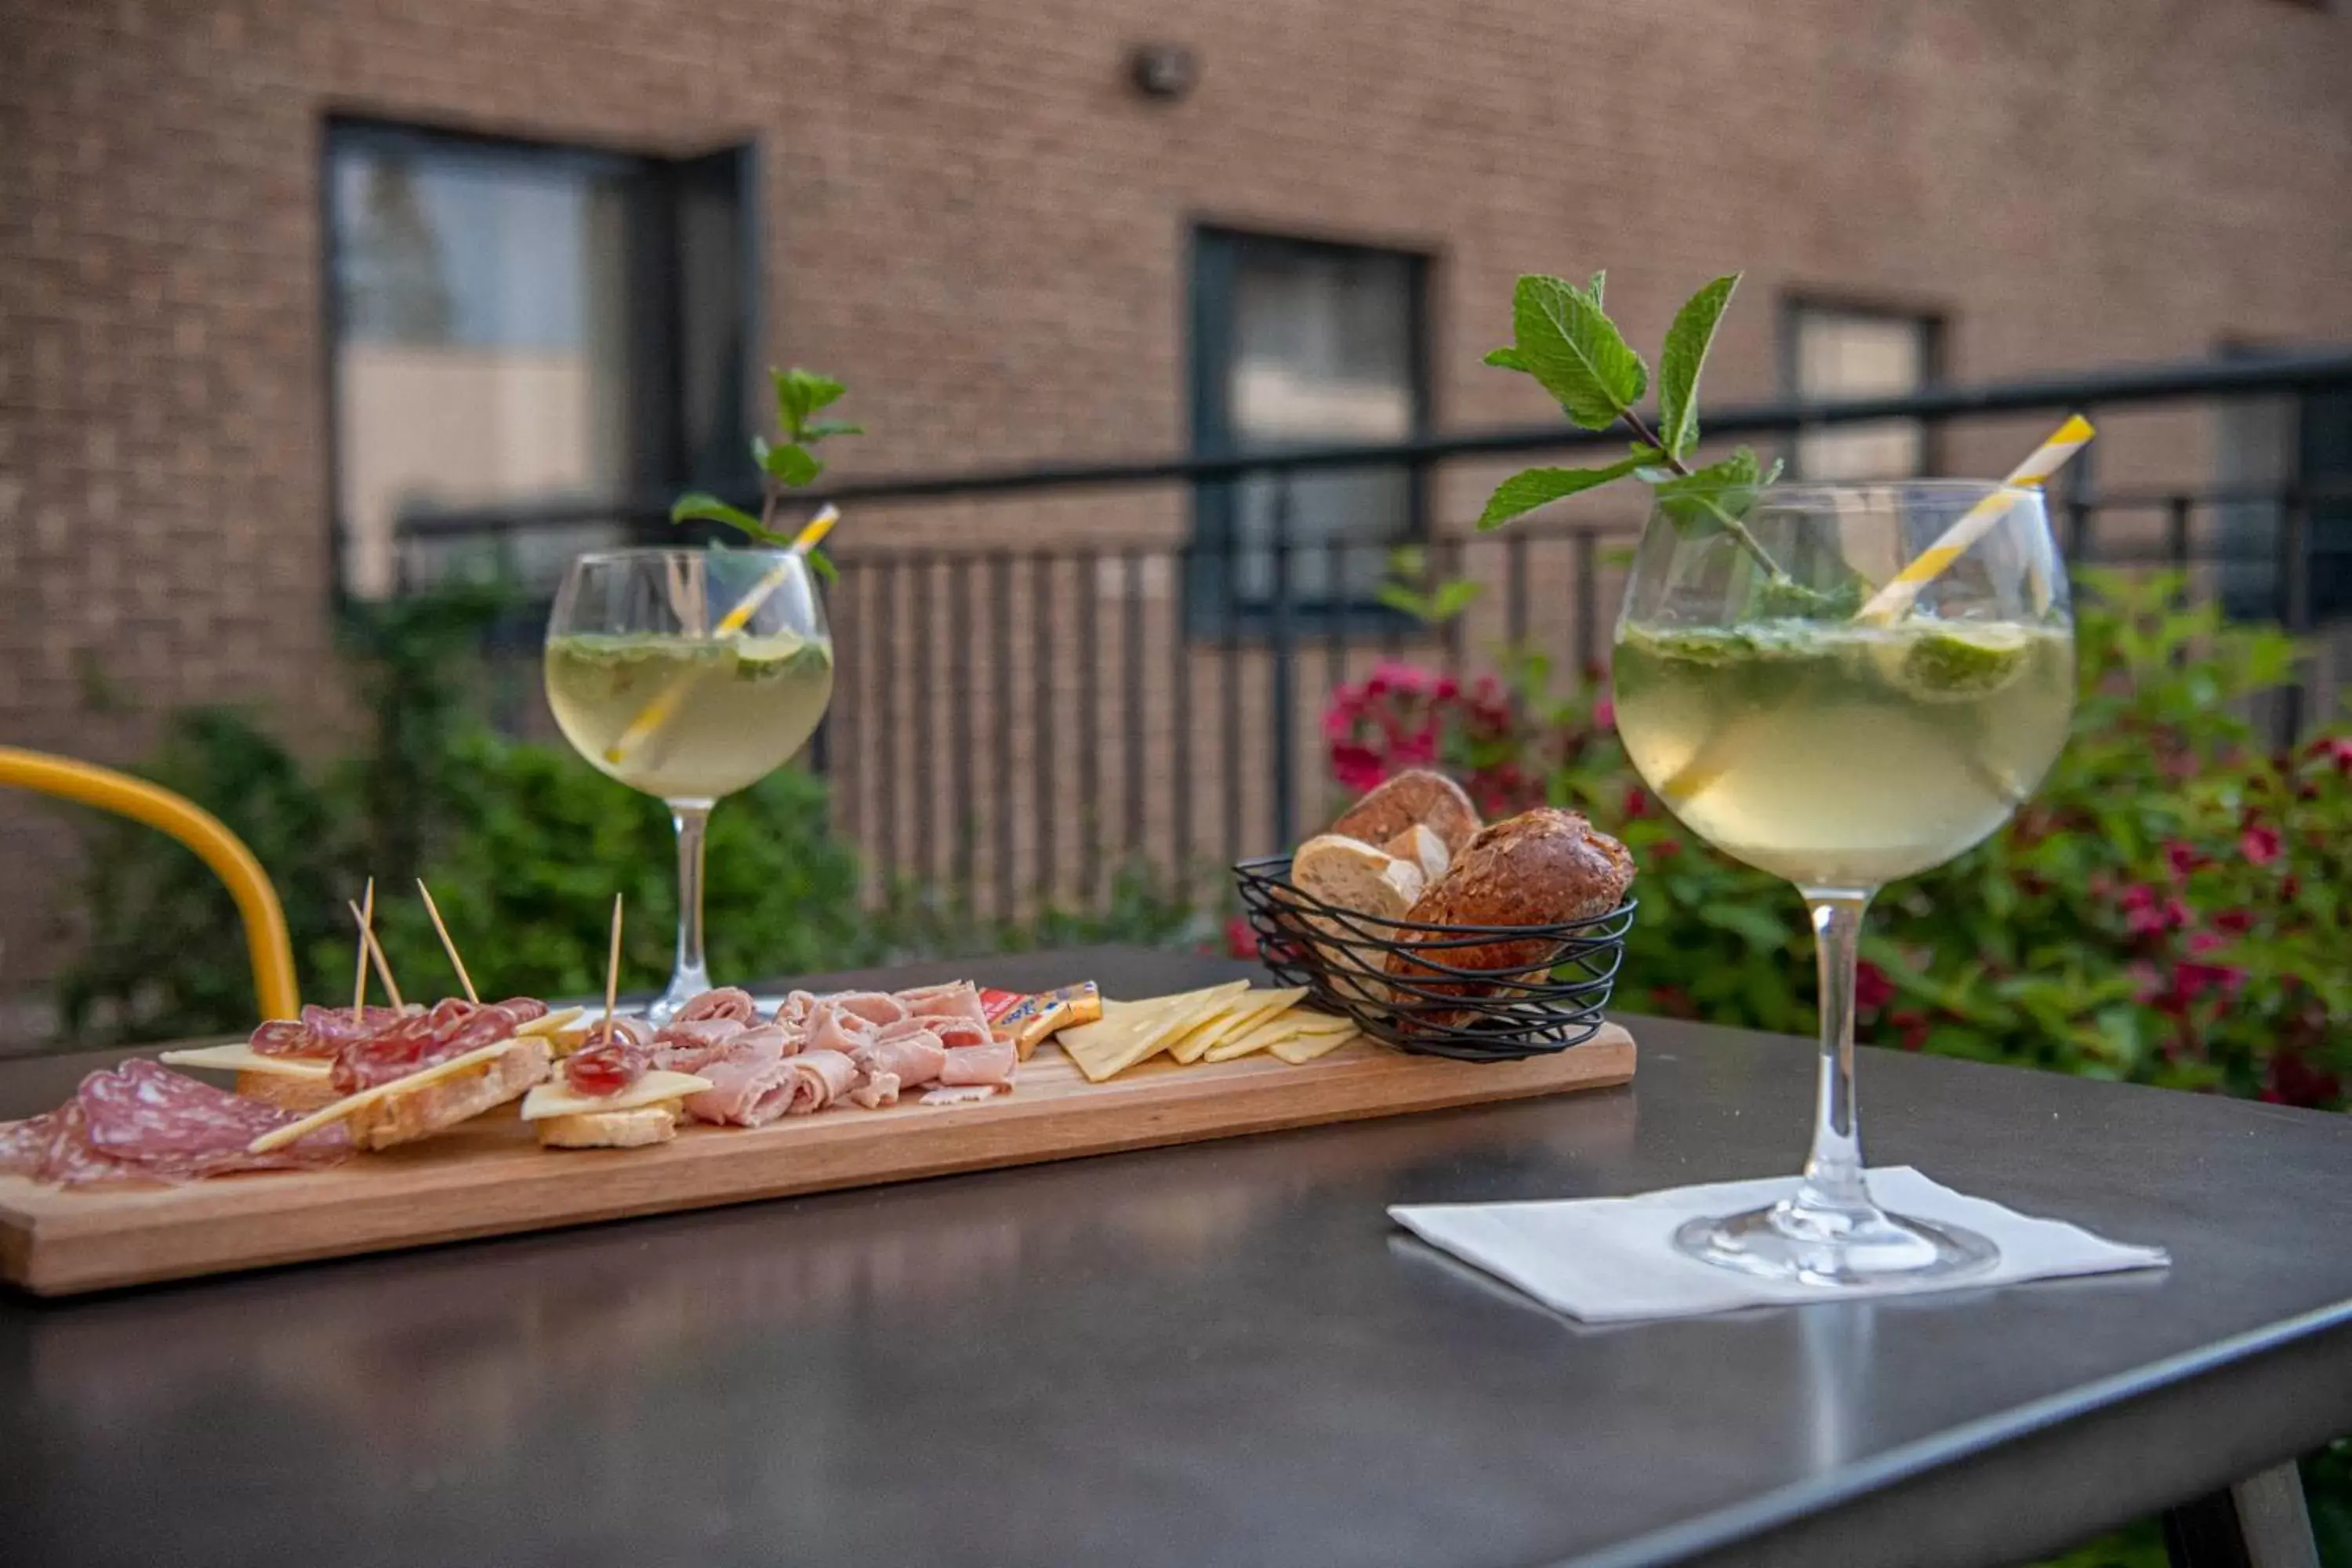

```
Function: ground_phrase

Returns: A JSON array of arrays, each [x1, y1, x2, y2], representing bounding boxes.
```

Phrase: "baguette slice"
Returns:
[[537, 1105, 678, 1149], [1330, 768, 1480, 856], [341, 1036, 554, 1152], [1289, 834, 1425, 1005], [235, 1072, 343, 1113]]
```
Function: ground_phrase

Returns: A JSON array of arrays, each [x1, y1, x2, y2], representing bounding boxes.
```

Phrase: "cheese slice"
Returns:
[[246, 1037, 523, 1154], [1167, 988, 1307, 1065], [1058, 982, 1250, 1083], [517, 1006, 586, 1038], [520, 1069, 712, 1120], [1202, 1008, 1354, 1064], [1272, 1028, 1361, 1065], [158, 1044, 332, 1080]]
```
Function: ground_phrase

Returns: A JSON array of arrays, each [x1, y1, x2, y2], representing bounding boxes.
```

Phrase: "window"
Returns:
[[1189, 229, 1428, 630], [326, 121, 755, 597], [1784, 301, 1942, 481]]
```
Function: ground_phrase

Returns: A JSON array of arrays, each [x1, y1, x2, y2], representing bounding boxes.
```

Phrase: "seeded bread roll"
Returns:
[[1382, 808, 1635, 1029], [1330, 769, 1481, 857]]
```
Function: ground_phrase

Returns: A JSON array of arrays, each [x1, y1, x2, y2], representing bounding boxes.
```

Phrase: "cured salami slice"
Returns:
[[250, 1004, 411, 1059], [0, 1112, 60, 1177], [331, 998, 530, 1092], [78, 1061, 349, 1178]]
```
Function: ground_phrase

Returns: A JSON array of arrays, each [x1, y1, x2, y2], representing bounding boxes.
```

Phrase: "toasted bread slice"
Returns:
[[536, 1105, 678, 1149], [343, 1036, 553, 1152], [1382, 823, 1451, 885], [234, 1071, 343, 1113], [1289, 834, 1425, 1006]]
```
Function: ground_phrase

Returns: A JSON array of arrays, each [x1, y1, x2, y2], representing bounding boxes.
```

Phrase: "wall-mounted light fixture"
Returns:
[[1128, 42, 1199, 102]]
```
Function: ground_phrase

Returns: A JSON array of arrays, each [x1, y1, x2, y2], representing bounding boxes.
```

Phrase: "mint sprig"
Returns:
[[1479, 270, 1791, 586], [670, 367, 862, 583]]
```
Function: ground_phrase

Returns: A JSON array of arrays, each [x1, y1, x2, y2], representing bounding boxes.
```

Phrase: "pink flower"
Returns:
[[2213, 907, 2256, 935], [2241, 824, 2282, 866], [1370, 662, 1429, 698], [1331, 743, 1386, 793], [2164, 842, 2203, 880], [1854, 960, 1896, 1012], [2305, 735, 2352, 776], [1433, 675, 1460, 702], [1622, 785, 1650, 821], [1390, 727, 1439, 768], [1320, 703, 1358, 742], [1594, 695, 1616, 731], [1225, 916, 1259, 961]]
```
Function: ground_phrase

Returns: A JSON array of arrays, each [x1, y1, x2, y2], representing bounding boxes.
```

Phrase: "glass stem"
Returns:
[[666, 800, 714, 1007], [1790, 889, 1875, 1221]]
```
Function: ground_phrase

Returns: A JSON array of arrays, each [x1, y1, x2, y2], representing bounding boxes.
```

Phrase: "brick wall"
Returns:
[[5, 0, 2351, 1028]]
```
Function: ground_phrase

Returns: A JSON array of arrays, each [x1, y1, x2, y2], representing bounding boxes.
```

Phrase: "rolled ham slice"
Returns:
[[675, 988, 758, 1025], [682, 1029, 795, 1126], [937, 1040, 1017, 1089], [652, 1017, 746, 1074], [806, 1003, 880, 1057], [924, 1016, 996, 1051], [897, 981, 989, 1026], [852, 1029, 948, 1089], [848, 1070, 900, 1110], [828, 991, 909, 1028], [774, 990, 819, 1029], [786, 1049, 861, 1116]]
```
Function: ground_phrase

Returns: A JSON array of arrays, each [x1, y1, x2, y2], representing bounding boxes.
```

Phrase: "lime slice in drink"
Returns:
[[1621, 626, 1756, 667], [731, 635, 829, 683], [1893, 623, 2034, 702]]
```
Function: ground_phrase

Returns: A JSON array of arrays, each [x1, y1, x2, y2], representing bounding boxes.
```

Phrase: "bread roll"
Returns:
[[1383, 808, 1635, 1029], [1382, 823, 1450, 885], [1330, 769, 1480, 857]]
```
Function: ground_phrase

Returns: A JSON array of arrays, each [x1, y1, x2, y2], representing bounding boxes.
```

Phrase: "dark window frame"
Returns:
[[319, 114, 760, 601], [1777, 292, 1949, 479], [1185, 223, 1433, 640]]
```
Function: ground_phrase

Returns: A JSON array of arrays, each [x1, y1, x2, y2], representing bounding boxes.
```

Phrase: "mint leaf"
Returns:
[[1586, 270, 1606, 308], [1658, 273, 1739, 459], [804, 546, 840, 586], [1483, 347, 1530, 372], [1510, 274, 1648, 430], [1649, 446, 1765, 539], [1479, 455, 1652, 530], [670, 492, 772, 539], [800, 419, 863, 439], [775, 368, 846, 436], [763, 444, 823, 487]]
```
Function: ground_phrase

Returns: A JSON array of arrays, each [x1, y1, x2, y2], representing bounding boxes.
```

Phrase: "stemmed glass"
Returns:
[[1612, 481, 2074, 1284], [544, 547, 833, 1021]]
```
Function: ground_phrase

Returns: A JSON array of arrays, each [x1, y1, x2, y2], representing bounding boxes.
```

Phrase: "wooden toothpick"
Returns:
[[600, 894, 623, 1050], [415, 880, 479, 1005], [350, 878, 376, 1025], [347, 900, 405, 1010]]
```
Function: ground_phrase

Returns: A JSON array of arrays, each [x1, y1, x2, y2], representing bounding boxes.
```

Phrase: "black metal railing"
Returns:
[[395, 352, 2352, 919]]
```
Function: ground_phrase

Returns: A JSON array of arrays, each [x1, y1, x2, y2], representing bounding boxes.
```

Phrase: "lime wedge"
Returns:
[[1895, 623, 2034, 701]]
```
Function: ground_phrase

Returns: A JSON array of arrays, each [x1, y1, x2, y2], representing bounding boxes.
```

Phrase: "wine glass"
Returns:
[[545, 547, 833, 1021], [1612, 481, 2074, 1284]]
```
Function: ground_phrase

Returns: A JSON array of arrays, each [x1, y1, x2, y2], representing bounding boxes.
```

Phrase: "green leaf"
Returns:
[[669, 492, 771, 539], [774, 368, 847, 435], [1646, 446, 1762, 538], [1483, 347, 1530, 372], [1375, 583, 1431, 620], [1479, 454, 1651, 530], [1509, 274, 1649, 430], [1429, 579, 1484, 620], [804, 546, 840, 586], [800, 419, 864, 440], [763, 443, 824, 487], [1586, 270, 1606, 308], [1658, 273, 1739, 459]]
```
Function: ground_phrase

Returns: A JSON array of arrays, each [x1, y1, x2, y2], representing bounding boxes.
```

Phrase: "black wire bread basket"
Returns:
[[1232, 855, 1635, 1062]]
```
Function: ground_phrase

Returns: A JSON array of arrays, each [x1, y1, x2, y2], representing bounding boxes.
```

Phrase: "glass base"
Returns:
[[1674, 1196, 1998, 1287], [644, 968, 711, 1025]]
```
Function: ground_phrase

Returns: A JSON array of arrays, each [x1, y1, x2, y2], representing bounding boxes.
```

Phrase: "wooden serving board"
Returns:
[[0, 1025, 1633, 1296]]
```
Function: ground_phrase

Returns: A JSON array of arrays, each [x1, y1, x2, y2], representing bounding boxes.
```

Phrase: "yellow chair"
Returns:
[[0, 746, 300, 1024]]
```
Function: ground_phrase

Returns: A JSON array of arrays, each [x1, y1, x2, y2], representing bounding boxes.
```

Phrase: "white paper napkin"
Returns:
[[1390, 1167, 2169, 1323]]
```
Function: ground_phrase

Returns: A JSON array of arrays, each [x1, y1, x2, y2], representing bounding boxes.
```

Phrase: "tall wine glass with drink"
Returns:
[[545, 546, 833, 1021]]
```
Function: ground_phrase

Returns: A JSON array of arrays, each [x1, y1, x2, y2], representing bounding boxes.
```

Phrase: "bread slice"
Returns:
[[1330, 769, 1481, 856], [1289, 833, 1426, 1005], [537, 1105, 678, 1149], [343, 1036, 554, 1152], [1382, 823, 1450, 885], [234, 1072, 341, 1113]]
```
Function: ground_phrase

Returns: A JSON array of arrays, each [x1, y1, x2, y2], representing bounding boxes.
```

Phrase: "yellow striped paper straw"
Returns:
[[605, 506, 839, 766], [1853, 416, 2096, 625]]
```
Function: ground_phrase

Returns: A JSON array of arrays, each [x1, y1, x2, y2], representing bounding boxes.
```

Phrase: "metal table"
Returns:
[[1, 946, 2345, 1568]]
